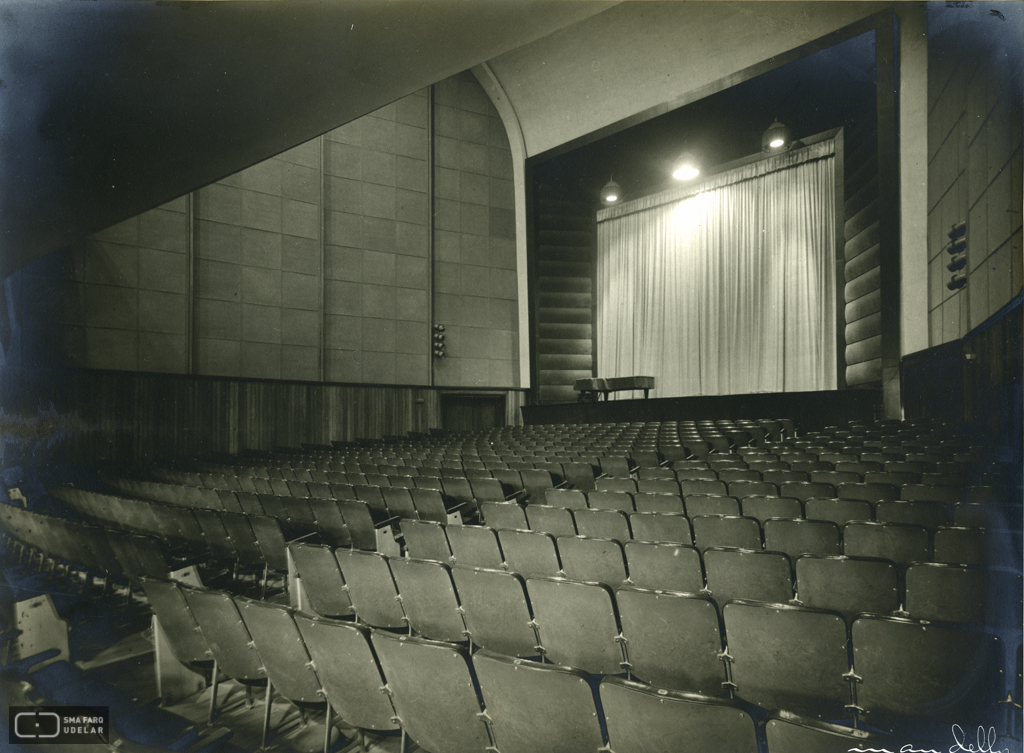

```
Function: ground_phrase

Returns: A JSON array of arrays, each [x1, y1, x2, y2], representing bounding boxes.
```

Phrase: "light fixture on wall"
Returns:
[[671, 151, 700, 180], [762, 120, 792, 152], [601, 178, 621, 205], [946, 221, 968, 291], [432, 324, 446, 358]]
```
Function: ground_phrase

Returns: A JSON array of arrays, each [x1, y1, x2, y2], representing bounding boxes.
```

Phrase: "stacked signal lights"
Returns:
[[432, 324, 446, 359], [946, 221, 968, 291]]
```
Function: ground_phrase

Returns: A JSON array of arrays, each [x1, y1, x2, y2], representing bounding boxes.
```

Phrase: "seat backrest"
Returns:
[[727, 480, 779, 499], [740, 495, 803, 524], [371, 631, 491, 753], [684, 494, 741, 517], [573, 508, 631, 542], [763, 518, 841, 561], [636, 479, 681, 495], [764, 709, 890, 753], [543, 488, 587, 510], [388, 557, 466, 642], [595, 477, 637, 494], [525, 505, 576, 537], [932, 525, 1020, 568], [526, 577, 624, 674], [236, 598, 322, 703], [293, 614, 397, 732], [803, 497, 873, 527], [450, 566, 538, 657], [875, 500, 951, 530], [468, 477, 506, 502], [600, 677, 758, 753], [445, 524, 504, 570], [614, 587, 725, 695], [398, 518, 451, 562], [679, 479, 728, 497], [632, 492, 684, 514], [852, 615, 1004, 735], [690, 515, 762, 553], [334, 549, 406, 628], [288, 542, 353, 618], [138, 577, 210, 665], [900, 483, 962, 504], [779, 481, 836, 502], [497, 529, 561, 579], [587, 490, 634, 513], [842, 521, 930, 569], [904, 563, 1021, 627], [794, 554, 898, 624], [628, 512, 692, 545], [953, 502, 1024, 530], [381, 487, 418, 520], [837, 482, 900, 504], [474, 649, 604, 753], [722, 600, 850, 719], [557, 535, 627, 587], [623, 541, 703, 592], [704, 547, 793, 605], [481, 501, 528, 531], [179, 587, 263, 682], [246, 514, 289, 571]]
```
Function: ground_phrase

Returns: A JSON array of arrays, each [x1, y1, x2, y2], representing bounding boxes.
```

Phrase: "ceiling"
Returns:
[[0, 0, 614, 279], [533, 29, 878, 203]]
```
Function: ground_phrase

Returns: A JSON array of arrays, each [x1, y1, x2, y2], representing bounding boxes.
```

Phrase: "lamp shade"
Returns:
[[762, 120, 791, 151], [601, 178, 621, 204], [671, 151, 699, 180]]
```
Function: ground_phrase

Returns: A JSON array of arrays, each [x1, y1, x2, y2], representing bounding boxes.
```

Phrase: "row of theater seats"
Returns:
[[142, 573, 1006, 751], [289, 536, 1020, 637]]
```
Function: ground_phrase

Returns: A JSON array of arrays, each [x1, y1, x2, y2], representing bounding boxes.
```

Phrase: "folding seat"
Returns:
[[445, 524, 504, 570], [560, 461, 596, 492], [717, 468, 761, 483], [334, 500, 397, 555], [804, 497, 873, 527], [268, 477, 292, 497], [556, 535, 627, 587], [632, 492, 684, 514], [635, 478, 680, 497], [304, 498, 352, 548], [723, 600, 851, 719], [817, 452, 858, 465], [527, 576, 624, 674], [212, 511, 266, 568], [707, 454, 744, 470], [967, 485, 1022, 505], [543, 487, 587, 510], [875, 500, 950, 530], [293, 615, 398, 749], [615, 588, 725, 694], [327, 482, 356, 500], [852, 615, 1005, 736], [179, 586, 266, 721], [933, 525, 1020, 568], [379, 487, 418, 521], [524, 504, 576, 537], [398, 518, 450, 563], [787, 459, 832, 474], [794, 554, 898, 623], [679, 478, 728, 497], [235, 598, 326, 748], [904, 562, 1021, 627], [498, 529, 561, 579], [468, 477, 508, 503], [474, 649, 603, 753], [843, 521, 930, 568], [837, 482, 900, 506], [352, 485, 388, 514], [139, 577, 213, 683], [684, 494, 740, 517], [674, 468, 717, 481], [629, 511, 692, 545], [371, 631, 492, 753], [900, 483, 962, 504], [779, 481, 836, 502], [214, 489, 242, 513], [450, 566, 538, 656], [600, 677, 758, 753], [763, 518, 841, 561], [637, 467, 674, 479], [440, 476, 478, 508], [740, 495, 802, 524], [727, 480, 778, 499], [764, 709, 893, 753], [388, 557, 466, 642], [595, 477, 637, 493], [761, 469, 809, 485], [863, 471, 919, 488], [287, 542, 353, 618], [704, 547, 793, 605], [286, 480, 311, 499], [599, 456, 632, 477], [480, 501, 528, 530], [492, 469, 527, 500], [414, 475, 444, 492], [332, 549, 405, 629], [587, 490, 634, 513], [629, 450, 661, 468], [573, 508, 631, 542], [623, 541, 703, 592], [690, 515, 761, 553], [954, 502, 1024, 530]]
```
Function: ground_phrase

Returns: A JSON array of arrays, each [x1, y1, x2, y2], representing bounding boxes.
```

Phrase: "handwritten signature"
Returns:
[[849, 725, 1010, 753]]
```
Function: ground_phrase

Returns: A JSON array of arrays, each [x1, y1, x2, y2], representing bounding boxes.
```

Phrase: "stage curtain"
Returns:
[[596, 141, 836, 397]]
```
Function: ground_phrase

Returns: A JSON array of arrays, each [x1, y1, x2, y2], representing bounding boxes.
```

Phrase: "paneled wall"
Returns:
[[22, 72, 519, 391], [927, 15, 1023, 344]]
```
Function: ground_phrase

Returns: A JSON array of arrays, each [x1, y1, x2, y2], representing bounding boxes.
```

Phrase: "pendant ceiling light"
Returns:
[[601, 178, 621, 205], [671, 151, 699, 181], [762, 120, 792, 152]]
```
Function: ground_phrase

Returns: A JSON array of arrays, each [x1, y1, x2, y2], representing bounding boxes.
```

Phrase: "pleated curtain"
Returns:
[[596, 140, 837, 397]]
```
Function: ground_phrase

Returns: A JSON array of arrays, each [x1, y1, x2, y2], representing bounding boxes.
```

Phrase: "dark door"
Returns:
[[440, 394, 506, 433]]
